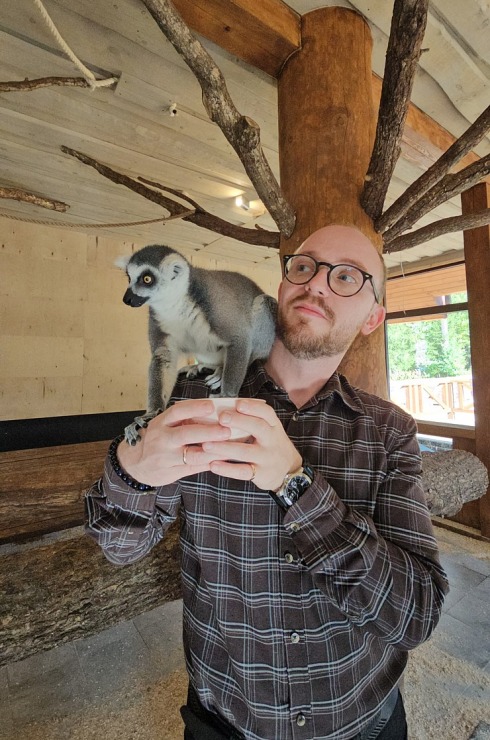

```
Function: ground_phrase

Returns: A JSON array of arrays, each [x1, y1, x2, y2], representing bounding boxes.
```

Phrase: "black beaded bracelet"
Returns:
[[108, 435, 155, 492]]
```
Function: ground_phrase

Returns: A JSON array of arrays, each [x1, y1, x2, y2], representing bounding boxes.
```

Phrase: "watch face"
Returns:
[[283, 473, 311, 506]]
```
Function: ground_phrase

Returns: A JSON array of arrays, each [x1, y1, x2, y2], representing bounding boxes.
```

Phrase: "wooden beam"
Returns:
[[461, 183, 490, 539], [171, 0, 301, 77]]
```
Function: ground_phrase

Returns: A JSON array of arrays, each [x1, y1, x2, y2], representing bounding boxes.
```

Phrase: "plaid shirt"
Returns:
[[85, 361, 448, 740]]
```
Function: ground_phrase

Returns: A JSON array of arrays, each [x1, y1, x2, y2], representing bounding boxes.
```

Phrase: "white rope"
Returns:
[[32, 0, 117, 89], [0, 210, 194, 229]]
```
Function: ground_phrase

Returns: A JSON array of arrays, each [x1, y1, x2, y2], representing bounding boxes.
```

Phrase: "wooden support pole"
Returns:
[[461, 183, 490, 539], [277, 7, 387, 397]]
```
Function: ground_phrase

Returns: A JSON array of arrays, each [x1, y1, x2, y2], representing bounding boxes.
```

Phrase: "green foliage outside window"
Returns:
[[387, 293, 471, 381]]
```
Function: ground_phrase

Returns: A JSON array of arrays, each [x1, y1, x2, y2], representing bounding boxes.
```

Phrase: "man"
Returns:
[[86, 225, 448, 740]]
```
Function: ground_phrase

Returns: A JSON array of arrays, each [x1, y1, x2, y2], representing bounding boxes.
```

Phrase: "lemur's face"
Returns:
[[117, 252, 189, 308]]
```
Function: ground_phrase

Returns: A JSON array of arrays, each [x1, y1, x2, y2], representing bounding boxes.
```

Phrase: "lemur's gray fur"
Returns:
[[117, 244, 277, 444]]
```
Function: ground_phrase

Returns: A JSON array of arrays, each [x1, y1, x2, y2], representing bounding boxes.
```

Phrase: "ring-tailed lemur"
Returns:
[[116, 244, 277, 444]]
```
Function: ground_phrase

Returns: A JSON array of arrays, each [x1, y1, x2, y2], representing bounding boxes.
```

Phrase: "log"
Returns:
[[0, 524, 181, 667], [422, 450, 489, 517], [1, 440, 488, 666]]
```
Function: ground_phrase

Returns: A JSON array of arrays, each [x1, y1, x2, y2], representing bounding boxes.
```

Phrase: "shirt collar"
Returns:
[[245, 361, 365, 414]]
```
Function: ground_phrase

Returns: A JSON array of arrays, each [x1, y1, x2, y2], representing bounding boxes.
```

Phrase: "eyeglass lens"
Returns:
[[285, 255, 365, 296]]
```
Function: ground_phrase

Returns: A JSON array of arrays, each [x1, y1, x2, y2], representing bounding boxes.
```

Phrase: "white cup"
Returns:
[[191, 397, 248, 440]]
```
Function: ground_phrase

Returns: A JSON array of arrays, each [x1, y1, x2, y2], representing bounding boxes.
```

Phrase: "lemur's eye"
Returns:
[[140, 273, 154, 285], [143, 275, 152, 284]]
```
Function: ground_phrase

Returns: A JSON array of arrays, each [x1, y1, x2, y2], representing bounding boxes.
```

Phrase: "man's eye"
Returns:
[[337, 272, 356, 284], [293, 260, 314, 273]]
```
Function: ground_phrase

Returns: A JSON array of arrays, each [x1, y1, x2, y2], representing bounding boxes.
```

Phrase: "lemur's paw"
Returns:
[[124, 421, 142, 446], [179, 364, 199, 378], [124, 411, 160, 446], [205, 368, 223, 391]]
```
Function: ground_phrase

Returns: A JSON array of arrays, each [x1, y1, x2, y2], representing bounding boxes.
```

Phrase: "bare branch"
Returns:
[[361, 0, 429, 222], [0, 76, 117, 92], [1, 77, 89, 92], [377, 104, 490, 233], [138, 177, 201, 210], [384, 208, 490, 253], [384, 153, 490, 241], [140, 0, 295, 238], [0, 186, 69, 212], [61, 146, 280, 248]]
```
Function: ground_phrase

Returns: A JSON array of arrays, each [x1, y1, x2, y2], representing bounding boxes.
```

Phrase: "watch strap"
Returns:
[[269, 461, 314, 511]]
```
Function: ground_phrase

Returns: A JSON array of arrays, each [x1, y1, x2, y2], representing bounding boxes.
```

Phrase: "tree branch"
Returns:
[[0, 76, 110, 92], [384, 154, 490, 241], [61, 146, 280, 248], [377, 104, 490, 234], [361, 0, 429, 222], [140, 0, 295, 238], [0, 76, 97, 92], [384, 208, 490, 253], [0, 186, 68, 212]]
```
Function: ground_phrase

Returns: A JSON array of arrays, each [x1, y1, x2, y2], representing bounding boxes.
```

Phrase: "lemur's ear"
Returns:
[[114, 255, 130, 270]]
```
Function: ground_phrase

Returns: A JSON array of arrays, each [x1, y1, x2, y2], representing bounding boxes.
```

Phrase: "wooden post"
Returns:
[[277, 7, 388, 397], [461, 183, 490, 539]]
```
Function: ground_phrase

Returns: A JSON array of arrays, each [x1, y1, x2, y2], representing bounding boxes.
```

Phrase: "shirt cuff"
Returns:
[[102, 454, 159, 516], [281, 476, 352, 567]]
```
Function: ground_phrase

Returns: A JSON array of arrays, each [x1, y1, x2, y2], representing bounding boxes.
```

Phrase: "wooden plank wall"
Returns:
[[0, 216, 282, 422]]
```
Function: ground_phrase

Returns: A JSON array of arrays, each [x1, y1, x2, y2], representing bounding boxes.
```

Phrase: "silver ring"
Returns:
[[182, 445, 189, 465], [249, 463, 256, 482]]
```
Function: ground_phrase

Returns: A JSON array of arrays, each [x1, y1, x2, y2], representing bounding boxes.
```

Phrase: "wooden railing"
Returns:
[[391, 376, 474, 421]]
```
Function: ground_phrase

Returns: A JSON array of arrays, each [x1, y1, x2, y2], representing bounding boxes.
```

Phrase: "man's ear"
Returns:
[[360, 303, 386, 336]]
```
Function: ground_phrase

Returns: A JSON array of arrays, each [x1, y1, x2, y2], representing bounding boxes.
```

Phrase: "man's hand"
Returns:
[[117, 399, 232, 487], [196, 398, 303, 492]]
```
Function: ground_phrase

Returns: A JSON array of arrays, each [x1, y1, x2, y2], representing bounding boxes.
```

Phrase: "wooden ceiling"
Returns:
[[0, 0, 489, 275]]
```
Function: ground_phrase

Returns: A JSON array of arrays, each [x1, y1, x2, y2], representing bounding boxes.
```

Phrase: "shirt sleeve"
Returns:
[[282, 415, 449, 650], [84, 455, 181, 566]]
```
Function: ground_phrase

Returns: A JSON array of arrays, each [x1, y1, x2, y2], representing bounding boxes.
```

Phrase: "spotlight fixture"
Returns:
[[235, 195, 250, 211]]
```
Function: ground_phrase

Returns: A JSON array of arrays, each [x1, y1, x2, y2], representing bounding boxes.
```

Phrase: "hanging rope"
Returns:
[[0, 210, 195, 229], [32, 0, 117, 89]]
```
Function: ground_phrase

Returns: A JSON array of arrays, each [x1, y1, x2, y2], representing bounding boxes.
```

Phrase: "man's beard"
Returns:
[[277, 298, 363, 360]]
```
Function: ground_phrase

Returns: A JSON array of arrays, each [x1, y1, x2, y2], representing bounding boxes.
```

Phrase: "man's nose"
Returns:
[[304, 266, 330, 296]]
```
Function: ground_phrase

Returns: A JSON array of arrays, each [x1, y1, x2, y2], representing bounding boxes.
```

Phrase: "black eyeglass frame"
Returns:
[[282, 254, 381, 304]]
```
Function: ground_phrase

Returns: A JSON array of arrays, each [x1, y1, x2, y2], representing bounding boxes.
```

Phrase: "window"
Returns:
[[385, 263, 474, 427]]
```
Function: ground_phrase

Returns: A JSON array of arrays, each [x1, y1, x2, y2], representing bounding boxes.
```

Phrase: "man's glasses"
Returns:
[[283, 254, 380, 304]]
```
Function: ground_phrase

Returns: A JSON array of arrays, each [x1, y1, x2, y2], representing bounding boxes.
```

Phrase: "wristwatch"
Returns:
[[270, 461, 314, 511]]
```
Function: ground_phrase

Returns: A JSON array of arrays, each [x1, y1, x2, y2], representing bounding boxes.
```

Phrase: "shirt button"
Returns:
[[290, 522, 301, 533], [284, 552, 294, 564], [296, 713, 306, 727], [290, 632, 300, 643], [292, 412, 299, 421]]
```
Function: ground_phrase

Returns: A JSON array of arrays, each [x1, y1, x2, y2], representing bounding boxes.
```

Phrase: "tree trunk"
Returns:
[[277, 7, 387, 397]]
